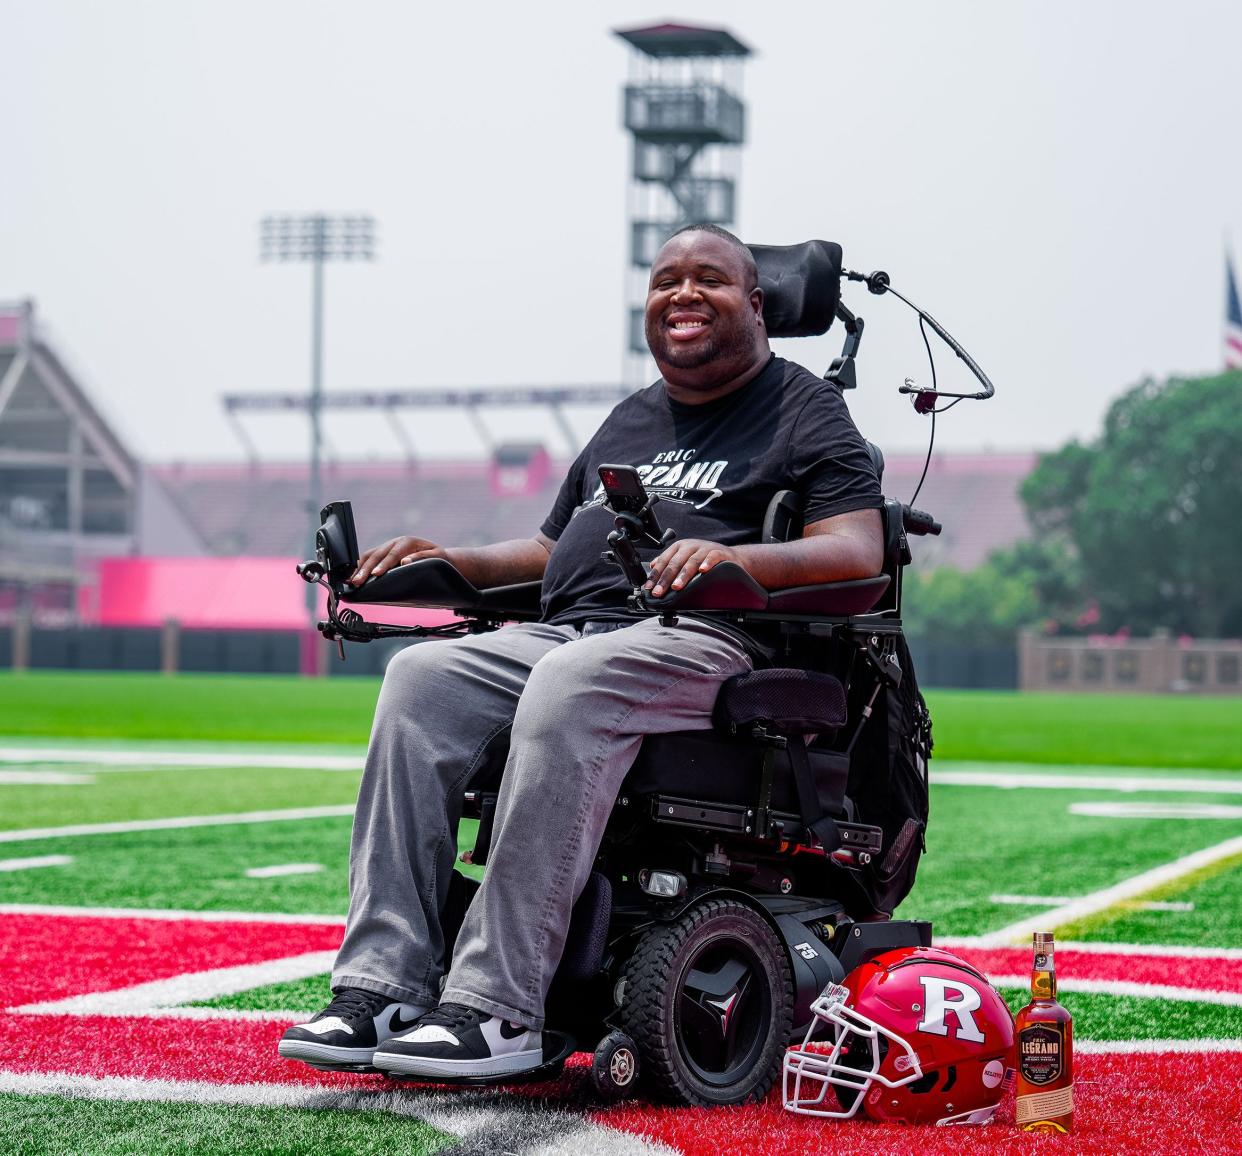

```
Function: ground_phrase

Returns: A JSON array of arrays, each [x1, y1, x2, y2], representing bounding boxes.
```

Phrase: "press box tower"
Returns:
[[614, 22, 752, 382]]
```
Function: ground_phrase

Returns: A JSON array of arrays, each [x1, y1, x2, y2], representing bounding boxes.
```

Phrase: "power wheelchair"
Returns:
[[298, 240, 990, 1107]]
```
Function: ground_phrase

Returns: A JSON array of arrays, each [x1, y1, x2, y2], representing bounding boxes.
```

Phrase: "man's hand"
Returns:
[[350, 537, 446, 585], [644, 540, 741, 598], [641, 509, 884, 598]]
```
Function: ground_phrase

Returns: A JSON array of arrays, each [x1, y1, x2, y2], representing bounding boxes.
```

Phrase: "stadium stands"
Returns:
[[150, 451, 1036, 573]]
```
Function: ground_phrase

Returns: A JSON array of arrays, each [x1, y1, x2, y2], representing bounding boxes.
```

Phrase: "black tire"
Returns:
[[620, 896, 793, 1106], [591, 1030, 641, 1101]]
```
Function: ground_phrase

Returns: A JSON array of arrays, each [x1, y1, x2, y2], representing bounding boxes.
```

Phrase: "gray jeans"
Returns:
[[332, 615, 752, 1029]]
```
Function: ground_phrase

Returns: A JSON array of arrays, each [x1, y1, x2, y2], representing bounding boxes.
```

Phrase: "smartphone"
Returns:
[[597, 464, 649, 514]]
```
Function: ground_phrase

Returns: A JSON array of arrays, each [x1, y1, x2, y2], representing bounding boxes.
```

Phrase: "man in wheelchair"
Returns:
[[279, 224, 935, 1105]]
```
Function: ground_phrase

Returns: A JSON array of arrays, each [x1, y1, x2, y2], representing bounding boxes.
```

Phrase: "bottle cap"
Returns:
[[1033, 931, 1055, 947]]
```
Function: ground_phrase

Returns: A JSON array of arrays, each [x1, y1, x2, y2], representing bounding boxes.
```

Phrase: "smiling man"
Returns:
[[278, 224, 883, 1081]]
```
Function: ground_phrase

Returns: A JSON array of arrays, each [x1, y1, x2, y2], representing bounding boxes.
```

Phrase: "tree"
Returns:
[[902, 538, 1079, 646], [1020, 370, 1242, 637]]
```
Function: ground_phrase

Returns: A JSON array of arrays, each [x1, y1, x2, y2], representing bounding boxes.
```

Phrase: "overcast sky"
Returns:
[[3, 0, 1241, 464]]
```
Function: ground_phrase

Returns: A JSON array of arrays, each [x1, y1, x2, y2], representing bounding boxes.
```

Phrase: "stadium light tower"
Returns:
[[259, 214, 376, 582], [613, 22, 751, 384]]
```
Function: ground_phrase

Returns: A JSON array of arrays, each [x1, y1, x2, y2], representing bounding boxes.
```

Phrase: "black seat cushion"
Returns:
[[713, 669, 847, 734]]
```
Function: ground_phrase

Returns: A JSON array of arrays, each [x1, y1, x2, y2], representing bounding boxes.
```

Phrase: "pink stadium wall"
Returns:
[[91, 557, 455, 632]]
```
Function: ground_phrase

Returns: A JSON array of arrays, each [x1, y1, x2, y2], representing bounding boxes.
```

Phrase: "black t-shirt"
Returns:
[[537, 355, 882, 626]]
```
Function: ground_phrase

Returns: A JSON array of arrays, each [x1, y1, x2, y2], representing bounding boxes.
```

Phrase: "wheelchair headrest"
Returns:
[[749, 240, 843, 338]]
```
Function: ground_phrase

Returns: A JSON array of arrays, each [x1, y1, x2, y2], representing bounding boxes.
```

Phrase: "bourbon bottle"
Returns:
[[1014, 931, 1074, 1133]]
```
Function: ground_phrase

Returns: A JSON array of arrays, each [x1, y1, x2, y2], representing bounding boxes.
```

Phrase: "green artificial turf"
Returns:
[[0, 671, 383, 745], [0, 1093, 452, 1156], [897, 782, 1242, 939], [0, 766, 362, 833], [0, 816, 482, 913], [1058, 854, 1242, 946], [3, 673, 1240, 769], [924, 689, 1242, 769], [996, 987, 1242, 1041], [194, 971, 334, 1013]]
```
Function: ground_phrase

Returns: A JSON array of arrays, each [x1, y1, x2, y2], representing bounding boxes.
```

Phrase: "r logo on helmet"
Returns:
[[915, 976, 986, 1043]]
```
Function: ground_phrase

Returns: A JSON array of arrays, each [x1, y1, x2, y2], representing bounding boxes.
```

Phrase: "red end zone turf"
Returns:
[[3, 913, 1240, 1153]]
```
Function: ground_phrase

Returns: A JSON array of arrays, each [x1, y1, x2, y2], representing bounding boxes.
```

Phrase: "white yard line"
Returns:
[[989, 893, 1193, 912], [0, 1071, 678, 1154], [1076, 1038, 1242, 1054], [976, 833, 1242, 946], [937, 937, 1242, 960], [244, 863, 324, 879], [0, 770, 95, 785], [0, 805, 355, 844], [0, 902, 345, 924], [985, 975, 1242, 1007], [931, 768, 1242, 794], [1069, 801, 1242, 820], [13, 951, 338, 1016], [0, 855, 73, 873], [0, 746, 363, 771]]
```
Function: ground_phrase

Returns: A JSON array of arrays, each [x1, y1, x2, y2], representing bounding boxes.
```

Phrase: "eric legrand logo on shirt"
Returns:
[[589, 449, 728, 510]]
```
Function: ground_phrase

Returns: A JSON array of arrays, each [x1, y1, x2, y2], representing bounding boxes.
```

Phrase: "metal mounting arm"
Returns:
[[824, 302, 864, 390]]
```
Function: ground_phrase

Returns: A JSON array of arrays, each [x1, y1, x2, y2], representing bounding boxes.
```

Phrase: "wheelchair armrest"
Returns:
[[643, 563, 890, 617], [337, 557, 482, 608], [643, 561, 769, 612], [472, 580, 543, 620], [765, 575, 890, 615]]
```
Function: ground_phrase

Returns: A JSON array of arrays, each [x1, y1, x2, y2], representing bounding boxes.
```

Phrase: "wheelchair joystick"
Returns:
[[597, 464, 677, 613]]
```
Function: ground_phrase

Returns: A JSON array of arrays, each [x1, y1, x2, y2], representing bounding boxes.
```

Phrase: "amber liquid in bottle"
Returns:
[[1014, 931, 1074, 1133]]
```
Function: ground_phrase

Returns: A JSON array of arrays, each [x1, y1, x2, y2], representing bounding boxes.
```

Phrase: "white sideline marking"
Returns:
[[0, 804, 355, 844], [977, 833, 1242, 945], [1069, 801, 1242, 820], [0, 746, 363, 772], [989, 893, 1194, 912], [244, 863, 325, 879], [1076, 1038, 1242, 1054], [0, 1071, 678, 1154], [14, 950, 338, 1016], [931, 768, 1242, 795], [0, 770, 95, 785], [986, 975, 1242, 1007], [937, 937, 1242, 961], [0, 854, 72, 873], [0, 903, 345, 925]]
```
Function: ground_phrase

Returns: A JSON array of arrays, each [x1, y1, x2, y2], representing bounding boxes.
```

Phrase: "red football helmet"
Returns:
[[783, 946, 1015, 1126]]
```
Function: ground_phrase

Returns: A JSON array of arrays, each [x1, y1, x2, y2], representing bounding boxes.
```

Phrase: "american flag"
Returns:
[[1226, 250, 1242, 370]]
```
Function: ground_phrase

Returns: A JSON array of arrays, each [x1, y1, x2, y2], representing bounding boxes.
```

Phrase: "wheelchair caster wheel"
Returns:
[[591, 1030, 640, 1101]]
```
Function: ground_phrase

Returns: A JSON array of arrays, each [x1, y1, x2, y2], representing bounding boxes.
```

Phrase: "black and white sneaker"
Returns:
[[372, 1002, 544, 1079], [278, 988, 428, 1071]]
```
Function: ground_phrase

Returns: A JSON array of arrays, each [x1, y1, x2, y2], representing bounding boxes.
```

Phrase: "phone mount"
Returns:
[[601, 494, 676, 597]]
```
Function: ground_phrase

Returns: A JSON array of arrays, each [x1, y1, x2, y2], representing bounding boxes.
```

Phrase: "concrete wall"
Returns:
[[1019, 630, 1242, 694]]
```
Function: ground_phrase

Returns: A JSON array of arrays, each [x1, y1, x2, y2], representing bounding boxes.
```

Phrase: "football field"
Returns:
[[1, 672, 1240, 1154]]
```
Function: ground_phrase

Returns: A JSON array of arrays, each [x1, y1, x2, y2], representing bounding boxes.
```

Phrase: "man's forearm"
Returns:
[[730, 534, 882, 589], [443, 538, 551, 588]]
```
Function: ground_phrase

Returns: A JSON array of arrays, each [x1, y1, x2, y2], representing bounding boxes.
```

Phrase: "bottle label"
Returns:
[[1016, 1083, 1074, 1126], [1018, 1023, 1064, 1085]]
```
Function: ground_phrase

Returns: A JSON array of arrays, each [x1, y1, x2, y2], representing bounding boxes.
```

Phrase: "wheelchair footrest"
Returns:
[[384, 1031, 576, 1087]]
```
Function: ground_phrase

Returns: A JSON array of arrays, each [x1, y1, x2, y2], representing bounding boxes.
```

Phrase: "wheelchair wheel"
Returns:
[[591, 1030, 641, 1101], [620, 896, 793, 1106]]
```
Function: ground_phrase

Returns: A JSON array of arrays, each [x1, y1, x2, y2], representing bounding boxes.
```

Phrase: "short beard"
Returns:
[[646, 314, 753, 373]]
